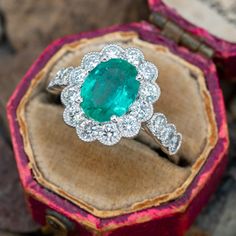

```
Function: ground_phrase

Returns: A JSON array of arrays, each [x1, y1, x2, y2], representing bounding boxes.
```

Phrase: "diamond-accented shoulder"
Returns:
[[48, 67, 74, 89], [147, 113, 182, 155]]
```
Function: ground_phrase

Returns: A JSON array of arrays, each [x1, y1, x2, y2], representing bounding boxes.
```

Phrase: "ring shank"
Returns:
[[142, 125, 180, 163], [143, 112, 182, 161], [47, 84, 65, 95]]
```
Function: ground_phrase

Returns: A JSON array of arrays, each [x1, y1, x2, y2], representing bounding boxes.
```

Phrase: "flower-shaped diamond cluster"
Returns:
[[48, 44, 160, 145]]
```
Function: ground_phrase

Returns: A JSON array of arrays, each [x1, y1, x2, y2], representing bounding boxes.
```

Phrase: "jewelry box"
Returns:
[[7, 0, 232, 235]]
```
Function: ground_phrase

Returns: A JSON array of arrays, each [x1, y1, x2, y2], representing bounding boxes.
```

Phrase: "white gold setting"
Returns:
[[48, 44, 182, 155], [147, 113, 182, 155]]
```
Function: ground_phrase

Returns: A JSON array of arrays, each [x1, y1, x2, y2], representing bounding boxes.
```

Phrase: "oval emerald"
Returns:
[[80, 58, 140, 122]]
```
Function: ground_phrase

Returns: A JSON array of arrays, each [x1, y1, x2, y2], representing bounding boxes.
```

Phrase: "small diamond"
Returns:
[[125, 48, 144, 66], [63, 105, 82, 127], [168, 133, 182, 154], [48, 67, 73, 88], [76, 119, 98, 142], [69, 67, 87, 85], [98, 123, 121, 145], [101, 44, 124, 59], [160, 124, 176, 147], [147, 113, 167, 137], [82, 52, 100, 71], [139, 82, 160, 103], [61, 85, 81, 106], [118, 116, 141, 138], [139, 62, 158, 81], [130, 100, 153, 122]]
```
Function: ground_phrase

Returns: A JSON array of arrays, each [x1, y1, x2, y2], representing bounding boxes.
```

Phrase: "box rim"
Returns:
[[16, 31, 218, 217], [7, 22, 229, 231]]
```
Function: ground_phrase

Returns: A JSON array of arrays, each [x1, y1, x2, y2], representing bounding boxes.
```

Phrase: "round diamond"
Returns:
[[63, 105, 82, 127], [69, 67, 87, 85], [82, 52, 100, 71], [76, 119, 98, 142], [139, 62, 158, 81], [130, 100, 153, 122], [49, 67, 73, 88], [101, 45, 124, 59], [139, 82, 160, 103], [160, 124, 176, 147], [118, 116, 141, 138], [61, 85, 81, 106], [147, 113, 167, 137], [168, 134, 182, 154], [125, 48, 144, 66], [98, 123, 121, 145]]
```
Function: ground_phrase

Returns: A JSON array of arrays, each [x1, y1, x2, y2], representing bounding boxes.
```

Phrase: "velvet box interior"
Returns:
[[7, 0, 231, 235]]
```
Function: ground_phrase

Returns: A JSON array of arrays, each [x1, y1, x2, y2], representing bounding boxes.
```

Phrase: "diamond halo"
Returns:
[[48, 44, 182, 155]]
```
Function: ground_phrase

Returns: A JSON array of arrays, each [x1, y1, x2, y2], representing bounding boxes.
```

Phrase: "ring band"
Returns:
[[47, 44, 182, 156]]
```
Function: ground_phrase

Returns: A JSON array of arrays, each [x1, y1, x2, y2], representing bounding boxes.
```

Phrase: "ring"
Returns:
[[47, 44, 182, 156]]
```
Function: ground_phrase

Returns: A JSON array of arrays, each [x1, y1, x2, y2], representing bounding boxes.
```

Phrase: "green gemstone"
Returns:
[[80, 58, 140, 122]]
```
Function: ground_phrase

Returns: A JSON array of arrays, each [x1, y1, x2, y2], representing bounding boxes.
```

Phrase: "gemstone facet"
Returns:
[[80, 58, 140, 122]]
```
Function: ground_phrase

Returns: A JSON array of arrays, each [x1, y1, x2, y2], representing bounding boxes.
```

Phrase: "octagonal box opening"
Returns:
[[7, 23, 229, 235]]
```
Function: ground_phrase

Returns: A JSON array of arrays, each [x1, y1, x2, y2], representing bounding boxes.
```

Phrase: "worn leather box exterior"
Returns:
[[7, 1, 231, 235]]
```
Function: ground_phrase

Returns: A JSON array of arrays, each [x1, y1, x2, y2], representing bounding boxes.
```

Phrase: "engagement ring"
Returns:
[[47, 44, 182, 155]]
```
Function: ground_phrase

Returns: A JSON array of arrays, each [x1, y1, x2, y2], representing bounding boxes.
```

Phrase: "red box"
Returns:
[[7, 1, 230, 235]]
